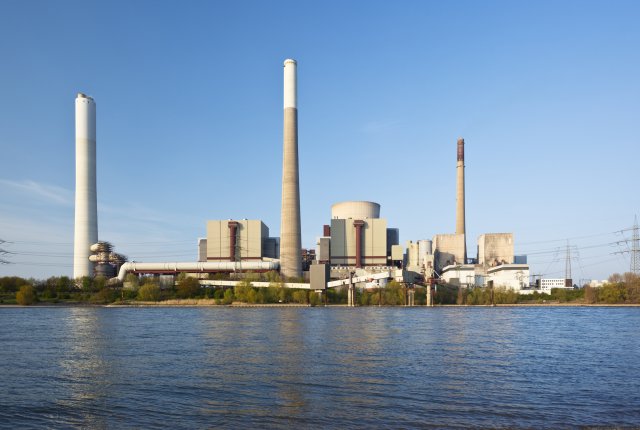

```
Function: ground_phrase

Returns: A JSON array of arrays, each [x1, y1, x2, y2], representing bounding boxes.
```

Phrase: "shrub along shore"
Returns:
[[1, 272, 639, 307]]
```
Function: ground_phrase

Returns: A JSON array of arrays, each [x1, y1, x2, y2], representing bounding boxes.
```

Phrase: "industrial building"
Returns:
[[439, 262, 530, 291], [486, 264, 530, 291], [314, 201, 400, 269], [433, 234, 466, 273], [329, 218, 388, 267], [478, 233, 514, 267], [205, 220, 279, 262], [440, 264, 477, 287]]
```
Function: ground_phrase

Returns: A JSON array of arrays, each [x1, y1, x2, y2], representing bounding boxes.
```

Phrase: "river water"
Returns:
[[1, 306, 639, 429]]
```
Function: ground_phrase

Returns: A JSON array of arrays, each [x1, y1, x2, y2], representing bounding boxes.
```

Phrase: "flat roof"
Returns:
[[487, 264, 529, 273], [441, 264, 475, 273]]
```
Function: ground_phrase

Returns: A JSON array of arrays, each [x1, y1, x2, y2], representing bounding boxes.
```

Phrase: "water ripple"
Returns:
[[0, 307, 639, 428]]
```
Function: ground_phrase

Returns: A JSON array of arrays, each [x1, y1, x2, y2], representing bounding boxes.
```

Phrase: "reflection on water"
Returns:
[[1, 307, 640, 428]]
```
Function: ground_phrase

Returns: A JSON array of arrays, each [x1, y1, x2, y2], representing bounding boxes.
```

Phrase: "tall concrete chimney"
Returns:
[[456, 137, 467, 263], [279, 59, 302, 279], [73, 93, 98, 279]]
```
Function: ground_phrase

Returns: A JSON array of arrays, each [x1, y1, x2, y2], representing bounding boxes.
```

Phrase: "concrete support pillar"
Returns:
[[228, 221, 239, 262], [426, 283, 433, 307], [354, 220, 364, 269], [347, 271, 356, 307], [407, 288, 415, 306]]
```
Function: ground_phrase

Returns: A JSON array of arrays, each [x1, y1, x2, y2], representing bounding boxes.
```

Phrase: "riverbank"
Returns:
[[3, 301, 640, 308]]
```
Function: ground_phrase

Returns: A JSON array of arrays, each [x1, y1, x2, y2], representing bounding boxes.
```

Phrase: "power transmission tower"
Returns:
[[565, 240, 572, 287], [0, 239, 12, 264], [615, 217, 640, 275], [632, 216, 640, 275]]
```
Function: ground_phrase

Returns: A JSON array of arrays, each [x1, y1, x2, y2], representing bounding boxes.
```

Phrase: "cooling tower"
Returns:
[[73, 93, 98, 279], [279, 59, 302, 279]]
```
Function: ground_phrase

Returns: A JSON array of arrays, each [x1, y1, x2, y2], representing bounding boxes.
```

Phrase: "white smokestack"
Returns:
[[73, 93, 98, 279]]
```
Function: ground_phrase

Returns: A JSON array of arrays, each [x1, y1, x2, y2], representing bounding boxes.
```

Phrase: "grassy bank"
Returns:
[[2, 273, 639, 307]]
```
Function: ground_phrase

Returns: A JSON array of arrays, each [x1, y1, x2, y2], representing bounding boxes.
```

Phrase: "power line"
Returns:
[[517, 229, 633, 247]]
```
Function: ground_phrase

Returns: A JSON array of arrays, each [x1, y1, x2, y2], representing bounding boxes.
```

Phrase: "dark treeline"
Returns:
[[2, 272, 639, 306]]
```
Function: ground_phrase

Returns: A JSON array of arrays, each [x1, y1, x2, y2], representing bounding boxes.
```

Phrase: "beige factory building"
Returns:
[[478, 233, 514, 267], [433, 233, 466, 272], [204, 220, 279, 262], [330, 218, 388, 266], [316, 201, 398, 268]]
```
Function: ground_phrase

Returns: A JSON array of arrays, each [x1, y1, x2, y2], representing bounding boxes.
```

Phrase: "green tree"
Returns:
[[493, 287, 518, 304], [176, 277, 201, 299], [309, 291, 321, 306], [263, 270, 282, 283], [137, 283, 162, 301], [0, 276, 31, 293], [234, 279, 253, 302], [16, 285, 35, 305], [383, 281, 405, 305], [292, 290, 308, 304], [432, 284, 457, 304], [124, 273, 139, 290], [246, 288, 258, 303], [584, 285, 597, 304], [599, 283, 626, 304], [79, 276, 95, 291], [222, 288, 234, 305], [56, 276, 72, 293], [91, 287, 118, 304]]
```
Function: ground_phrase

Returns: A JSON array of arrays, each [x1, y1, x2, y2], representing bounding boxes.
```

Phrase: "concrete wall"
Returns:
[[198, 238, 207, 262], [406, 241, 420, 268], [478, 233, 514, 267], [330, 218, 387, 266], [206, 220, 268, 261], [433, 234, 465, 272], [316, 237, 330, 263]]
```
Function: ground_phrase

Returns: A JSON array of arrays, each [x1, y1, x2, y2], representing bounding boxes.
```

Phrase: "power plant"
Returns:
[[72, 59, 541, 298]]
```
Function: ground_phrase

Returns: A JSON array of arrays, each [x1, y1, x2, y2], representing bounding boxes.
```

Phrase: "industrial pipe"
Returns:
[[116, 261, 280, 281]]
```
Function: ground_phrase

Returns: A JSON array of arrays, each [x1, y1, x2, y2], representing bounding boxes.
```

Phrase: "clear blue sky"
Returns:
[[1, 0, 638, 281]]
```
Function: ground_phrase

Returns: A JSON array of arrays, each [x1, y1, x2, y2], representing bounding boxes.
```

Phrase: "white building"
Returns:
[[540, 278, 572, 294], [486, 264, 529, 292], [441, 264, 477, 287], [589, 279, 608, 288]]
